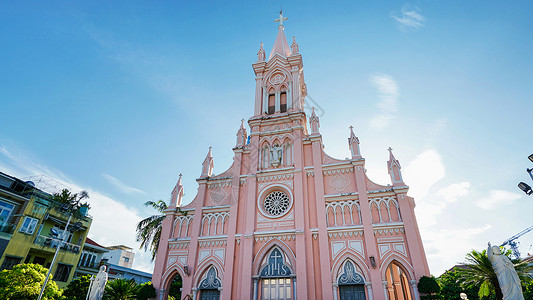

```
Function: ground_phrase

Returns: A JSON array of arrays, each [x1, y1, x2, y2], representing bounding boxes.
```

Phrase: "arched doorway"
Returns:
[[166, 272, 183, 300], [197, 266, 221, 300], [337, 260, 366, 300], [384, 261, 412, 300], [258, 247, 294, 300]]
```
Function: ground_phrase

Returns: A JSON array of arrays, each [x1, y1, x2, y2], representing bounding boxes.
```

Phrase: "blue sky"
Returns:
[[1, 1, 532, 275]]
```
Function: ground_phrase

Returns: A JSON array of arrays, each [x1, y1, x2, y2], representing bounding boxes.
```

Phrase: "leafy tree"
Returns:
[[104, 278, 139, 300], [0, 263, 63, 300], [523, 280, 533, 299], [63, 274, 92, 300], [136, 200, 167, 261], [438, 268, 479, 300], [418, 275, 440, 299], [458, 248, 532, 300], [136, 282, 156, 300]]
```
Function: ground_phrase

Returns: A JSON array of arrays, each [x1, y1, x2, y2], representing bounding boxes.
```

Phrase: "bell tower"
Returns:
[[252, 10, 307, 116]]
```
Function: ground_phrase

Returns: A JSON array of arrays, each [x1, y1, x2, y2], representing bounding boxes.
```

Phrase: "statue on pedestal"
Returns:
[[88, 265, 108, 300], [270, 145, 283, 167], [487, 244, 524, 300]]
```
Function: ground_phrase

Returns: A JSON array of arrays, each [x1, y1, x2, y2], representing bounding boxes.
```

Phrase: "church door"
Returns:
[[262, 278, 292, 300], [199, 289, 220, 300], [339, 284, 366, 300]]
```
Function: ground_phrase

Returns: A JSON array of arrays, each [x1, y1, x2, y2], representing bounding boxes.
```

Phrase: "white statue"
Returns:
[[88, 265, 108, 300], [270, 145, 283, 167], [487, 245, 524, 300]]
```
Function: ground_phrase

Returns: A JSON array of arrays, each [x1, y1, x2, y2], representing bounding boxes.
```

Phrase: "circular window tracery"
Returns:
[[263, 191, 290, 216]]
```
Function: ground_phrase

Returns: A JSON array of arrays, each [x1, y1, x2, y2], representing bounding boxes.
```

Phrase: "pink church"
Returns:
[[152, 13, 430, 300]]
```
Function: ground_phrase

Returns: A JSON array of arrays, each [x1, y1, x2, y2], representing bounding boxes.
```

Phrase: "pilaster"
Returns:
[[311, 136, 334, 300]]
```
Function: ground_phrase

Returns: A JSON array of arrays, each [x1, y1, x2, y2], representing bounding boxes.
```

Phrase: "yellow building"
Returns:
[[0, 172, 92, 289]]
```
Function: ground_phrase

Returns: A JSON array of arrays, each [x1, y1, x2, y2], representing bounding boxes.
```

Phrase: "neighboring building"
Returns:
[[74, 238, 152, 284], [107, 263, 152, 284], [75, 237, 108, 278], [103, 244, 135, 268], [0, 172, 31, 258], [0, 172, 92, 288], [152, 13, 430, 300]]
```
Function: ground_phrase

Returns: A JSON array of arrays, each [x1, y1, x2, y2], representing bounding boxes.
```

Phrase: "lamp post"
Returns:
[[37, 204, 73, 300], [518, 154, 533, 195]]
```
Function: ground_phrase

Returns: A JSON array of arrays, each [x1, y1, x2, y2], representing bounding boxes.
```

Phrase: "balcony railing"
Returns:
[[34, 235, 81, 254]]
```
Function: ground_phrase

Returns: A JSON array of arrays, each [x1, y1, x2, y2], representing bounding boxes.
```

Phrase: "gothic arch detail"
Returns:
[[198, 266, 222, 290], [326, 200, 362, 227], [369, 196, 401, 223], [337, 260, 365, 285]]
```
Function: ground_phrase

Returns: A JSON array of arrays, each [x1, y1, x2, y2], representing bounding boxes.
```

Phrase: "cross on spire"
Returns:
[[275, 9, 288, 27]]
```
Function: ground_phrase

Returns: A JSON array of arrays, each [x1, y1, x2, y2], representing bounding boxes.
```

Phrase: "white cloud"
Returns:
[[103, 173, 145, 195], [391, 4, 426, 32], [421, 224, 491, 275], [476, 189, 522, 210], [369, 73, 399, 128], [437, 182, 471, 203], [404, 149, 445, 199]]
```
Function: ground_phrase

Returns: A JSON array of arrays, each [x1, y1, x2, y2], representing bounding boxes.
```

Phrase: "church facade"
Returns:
[[152, 14, 430, 300]]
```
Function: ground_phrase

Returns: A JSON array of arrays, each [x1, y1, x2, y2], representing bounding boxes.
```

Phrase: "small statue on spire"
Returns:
[[291, 36, 299, 54], [257, 42, 266, 61], [275, 9, 288, 27]]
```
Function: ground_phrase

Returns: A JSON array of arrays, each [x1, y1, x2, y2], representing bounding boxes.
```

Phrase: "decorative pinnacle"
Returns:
[[388, 147, 393, 154], [275, 9, 288, 27], [349, 125, 354, 131]]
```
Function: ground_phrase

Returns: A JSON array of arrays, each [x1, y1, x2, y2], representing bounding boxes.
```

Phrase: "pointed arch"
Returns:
[[253, 238, 296, 276], [379, 254, 415, 281], [336, 259, 366, 285], [381, 255, 415, 300], [331, 250, 370, 283], [194, 259, 224, 288], [161, 265, 186, 292]]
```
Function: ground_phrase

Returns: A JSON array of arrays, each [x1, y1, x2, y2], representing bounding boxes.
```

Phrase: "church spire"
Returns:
[[235, 119, 247, 148], [387, 147, 404, 185], [170, 173, 184, 207], [269, 10, 292, 59], [309, 107, 320, 134], [348, 126, 361, 159], [201, 147, 214, 178]]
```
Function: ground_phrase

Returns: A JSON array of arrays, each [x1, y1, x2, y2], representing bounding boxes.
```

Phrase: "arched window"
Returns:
[[198, 266, 221, 300], [280, 91, 287, 113], [384, 261, 413, 300], [268, 94, 275, 114], [337, 260, 366, 300], [259, 248, 294, 300]]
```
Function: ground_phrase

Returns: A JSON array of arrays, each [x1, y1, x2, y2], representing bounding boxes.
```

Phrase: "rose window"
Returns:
[[263, 191, 290, 216]]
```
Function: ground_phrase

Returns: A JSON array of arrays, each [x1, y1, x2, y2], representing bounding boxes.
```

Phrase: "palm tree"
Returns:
[[135, 200, 167, 261], [104, 278, 138, 300], [458, 248, 532, 299]]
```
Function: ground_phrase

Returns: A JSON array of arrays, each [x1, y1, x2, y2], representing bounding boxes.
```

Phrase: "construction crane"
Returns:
[[500, 225, 533, 259]]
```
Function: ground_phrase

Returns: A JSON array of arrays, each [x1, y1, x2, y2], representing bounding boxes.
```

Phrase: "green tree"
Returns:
[[458, 248, 532, 300], [136, 200, 167, 261], [418, 275, 440, 299], [51, 188, 90, 215], [0, 263, 63, 300], [136, 282, 156, 300], [63, 274, 92, 300], [104, 278, 139, 300], [438, 268, 479, 300]]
